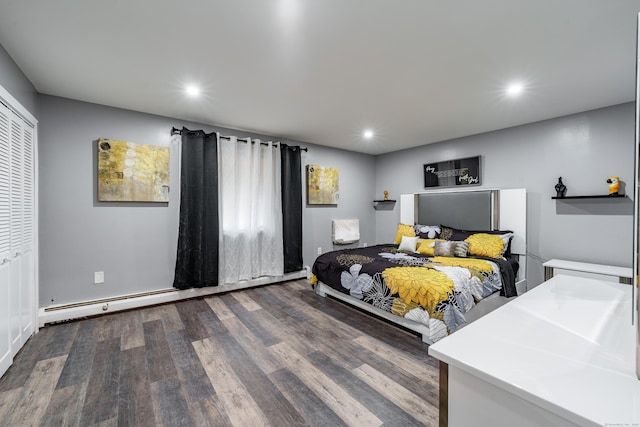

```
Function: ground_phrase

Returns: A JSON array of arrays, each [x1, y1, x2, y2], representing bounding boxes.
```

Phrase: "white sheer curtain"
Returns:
[[219, 136, 284, 284]]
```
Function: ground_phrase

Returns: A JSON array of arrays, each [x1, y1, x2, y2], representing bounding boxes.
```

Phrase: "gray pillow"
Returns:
[[453, 241, 469, 257], [434, 240, 468, 257], [434, 240, 455, 257]]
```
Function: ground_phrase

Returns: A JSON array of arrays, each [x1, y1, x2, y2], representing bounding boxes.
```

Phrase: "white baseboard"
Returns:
[[38, 270, 307, 327]]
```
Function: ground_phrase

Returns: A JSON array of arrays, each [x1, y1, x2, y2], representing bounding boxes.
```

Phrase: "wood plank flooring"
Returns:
[[0, 280, 439, 426]]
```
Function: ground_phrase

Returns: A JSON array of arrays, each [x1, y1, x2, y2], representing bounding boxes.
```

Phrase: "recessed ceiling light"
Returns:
[[506, 83, 524, 97], [186, 85, 200, 97], [363, 129, 374, 139]]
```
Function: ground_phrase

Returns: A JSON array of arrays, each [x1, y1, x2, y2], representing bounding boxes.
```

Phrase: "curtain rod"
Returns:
[[171, 127, 308, 151]]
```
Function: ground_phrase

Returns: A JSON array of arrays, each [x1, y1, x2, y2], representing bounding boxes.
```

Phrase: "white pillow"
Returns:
[[398, 235, 419, 252]]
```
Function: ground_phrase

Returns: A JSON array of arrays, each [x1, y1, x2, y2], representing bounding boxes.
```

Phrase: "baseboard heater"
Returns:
[[39, 268, 309, 327]]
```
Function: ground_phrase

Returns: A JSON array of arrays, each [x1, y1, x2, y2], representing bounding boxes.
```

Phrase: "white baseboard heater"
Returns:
[[39, 268, 309, 327]]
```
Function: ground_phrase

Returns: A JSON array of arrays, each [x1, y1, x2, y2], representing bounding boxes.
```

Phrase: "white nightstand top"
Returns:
[[429, 274, 639, 426]]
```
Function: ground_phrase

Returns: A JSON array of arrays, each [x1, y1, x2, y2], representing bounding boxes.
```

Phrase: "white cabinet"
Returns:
[[0, 92, 37, 378]]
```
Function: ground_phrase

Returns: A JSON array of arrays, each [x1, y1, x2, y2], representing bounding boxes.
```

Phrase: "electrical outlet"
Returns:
[[363, 243, 368, 247], [317, 247, 322, 255], [94, 271, 104, 284]]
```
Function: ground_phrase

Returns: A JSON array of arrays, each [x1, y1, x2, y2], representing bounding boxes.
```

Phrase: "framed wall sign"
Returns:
[[424, 156, 481, 188]]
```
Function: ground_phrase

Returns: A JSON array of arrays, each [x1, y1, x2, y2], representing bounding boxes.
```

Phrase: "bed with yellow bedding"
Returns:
[[311, 230, 518, 343]]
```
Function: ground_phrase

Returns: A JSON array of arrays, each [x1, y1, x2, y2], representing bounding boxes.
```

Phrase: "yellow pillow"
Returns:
[[417, 238, 439, 256], [464, 233, 506, 258], [394, 223, 416, 245]]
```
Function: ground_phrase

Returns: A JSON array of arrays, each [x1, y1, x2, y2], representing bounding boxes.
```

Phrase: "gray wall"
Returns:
[[38, 94, 375, 306], [374, 103, 635, 288], [0, 43, 38, 118]]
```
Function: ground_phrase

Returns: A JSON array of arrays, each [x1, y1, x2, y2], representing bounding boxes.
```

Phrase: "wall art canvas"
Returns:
[[306, 164, 339, 205], [424, 155, 481, 188], [97, 138, 170, 202]]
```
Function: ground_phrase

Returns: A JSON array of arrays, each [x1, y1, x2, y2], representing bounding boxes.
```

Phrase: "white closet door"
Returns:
[[0, 104, 12, 375], [0, 107, 9, 270], [20, 124, 34, 338], [9, 112, 23, 355], [0, 88, 37, 379]]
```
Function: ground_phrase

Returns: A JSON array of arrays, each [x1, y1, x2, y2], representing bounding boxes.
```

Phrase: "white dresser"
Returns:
[[429, 274, 640, 427]]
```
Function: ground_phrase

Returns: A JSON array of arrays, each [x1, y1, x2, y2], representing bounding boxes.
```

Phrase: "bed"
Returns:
[[311, 188, 527, 344]]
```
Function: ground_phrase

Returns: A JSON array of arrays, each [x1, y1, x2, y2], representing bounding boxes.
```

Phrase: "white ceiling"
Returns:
[[1, 1, 639, 155]]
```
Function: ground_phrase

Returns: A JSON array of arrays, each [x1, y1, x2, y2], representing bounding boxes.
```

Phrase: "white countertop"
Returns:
[[429, 274, 640, 426]]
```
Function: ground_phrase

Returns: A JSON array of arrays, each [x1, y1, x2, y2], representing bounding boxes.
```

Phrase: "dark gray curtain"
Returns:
[[281, 144, 303, 273], [173, 128, 219, 289]]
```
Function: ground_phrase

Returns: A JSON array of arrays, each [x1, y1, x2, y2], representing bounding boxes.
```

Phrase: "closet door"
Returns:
[[20, 123, 34, 339], [9, 111, 23, 355], [0, 90, 36, 379], [0, 104, 12, 375]]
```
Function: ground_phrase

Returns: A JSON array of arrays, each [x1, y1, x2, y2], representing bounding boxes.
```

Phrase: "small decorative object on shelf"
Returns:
[[554, 177, 567, 198], [383, 190, 389, 201], [606, 176, 620, 196]]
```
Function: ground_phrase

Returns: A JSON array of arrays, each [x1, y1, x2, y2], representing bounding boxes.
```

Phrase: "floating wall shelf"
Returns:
[[552, 194, 627, 200], [373, 200, 396, 209]]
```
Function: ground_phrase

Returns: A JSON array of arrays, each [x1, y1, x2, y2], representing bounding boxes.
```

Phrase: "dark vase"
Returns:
[[555, 177, 567, 198]]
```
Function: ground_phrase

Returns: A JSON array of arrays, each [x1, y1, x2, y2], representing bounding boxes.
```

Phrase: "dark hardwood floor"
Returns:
[[0, 280, 439, 426]]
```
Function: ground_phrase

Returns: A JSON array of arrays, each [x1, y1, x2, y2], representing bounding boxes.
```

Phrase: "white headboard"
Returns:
[[400, 188, 527, 283], [497, 188, 526, 256]]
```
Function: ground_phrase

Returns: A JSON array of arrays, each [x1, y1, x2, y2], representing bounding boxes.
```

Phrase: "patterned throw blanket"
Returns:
[[311, 244, 517, 343]]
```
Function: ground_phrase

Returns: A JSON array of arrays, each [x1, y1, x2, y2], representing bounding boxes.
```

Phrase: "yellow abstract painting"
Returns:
[[306, 164, 339, 205], [97, 138, 170, 202]]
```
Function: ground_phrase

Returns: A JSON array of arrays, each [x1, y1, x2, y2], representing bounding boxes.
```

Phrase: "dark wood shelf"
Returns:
[[372, 199, 396, 210], [552, 194, 627, 200]]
